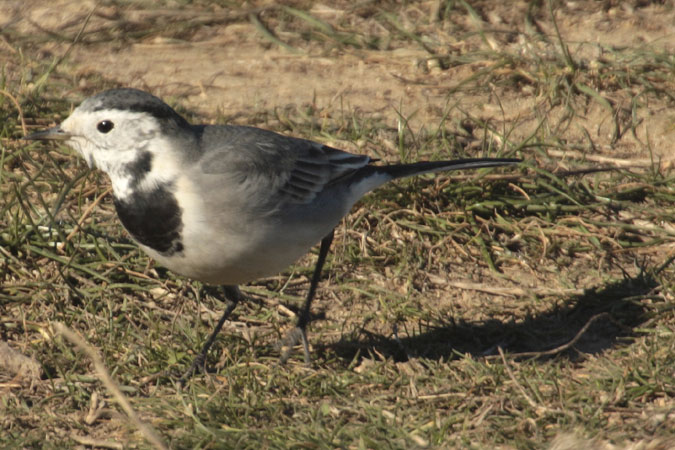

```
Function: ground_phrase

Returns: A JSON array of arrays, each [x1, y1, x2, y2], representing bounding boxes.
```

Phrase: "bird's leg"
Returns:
[[180, 285, 241, 384], [279, 230, 335, 366]]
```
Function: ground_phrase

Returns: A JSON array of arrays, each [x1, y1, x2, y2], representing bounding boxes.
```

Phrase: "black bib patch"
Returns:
[[114, 183, 184, 256], [125, 151, 153, 186]]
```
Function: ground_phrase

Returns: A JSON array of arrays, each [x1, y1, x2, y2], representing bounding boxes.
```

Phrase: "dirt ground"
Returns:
[[3, 0, 674, 160]]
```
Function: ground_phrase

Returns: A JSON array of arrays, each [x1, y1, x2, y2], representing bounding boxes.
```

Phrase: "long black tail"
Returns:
[[380, 158, 521, 180], [347, 157, 520, 199]]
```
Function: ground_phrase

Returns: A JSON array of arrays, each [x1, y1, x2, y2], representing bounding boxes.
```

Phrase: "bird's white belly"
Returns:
[[139, 172, 344, 286], [144, 222, 322, 285]]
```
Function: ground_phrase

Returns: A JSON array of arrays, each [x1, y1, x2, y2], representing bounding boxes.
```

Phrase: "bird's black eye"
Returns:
[[97, 120, 114, 133]]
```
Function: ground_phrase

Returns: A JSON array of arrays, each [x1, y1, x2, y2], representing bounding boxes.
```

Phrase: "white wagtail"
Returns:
[[26, 88, 520, 379]]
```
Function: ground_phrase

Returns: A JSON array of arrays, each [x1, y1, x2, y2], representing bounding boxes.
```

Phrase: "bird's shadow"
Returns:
[[316, 270, 659, 365]]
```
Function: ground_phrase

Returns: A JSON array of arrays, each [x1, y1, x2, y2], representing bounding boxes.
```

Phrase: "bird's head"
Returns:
[[25, 88, 191, 173]]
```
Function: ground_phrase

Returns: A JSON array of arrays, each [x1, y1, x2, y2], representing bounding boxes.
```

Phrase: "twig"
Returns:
[[497, 347, 576, 419], [65, 187, 113, 242], [54, 323, 168, 450], [508, 182, 530, 200], [70, 434, 123, 450], [546, 148, 675, 169], [498, 346, 539, 410], [487, 313, 610, 360]]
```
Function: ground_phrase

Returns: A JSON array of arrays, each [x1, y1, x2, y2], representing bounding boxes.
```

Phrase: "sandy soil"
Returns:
[[2, 0, 674, 163]]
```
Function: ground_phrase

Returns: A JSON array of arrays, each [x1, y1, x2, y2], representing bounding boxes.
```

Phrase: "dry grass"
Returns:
[[1, 1, 674, 449]]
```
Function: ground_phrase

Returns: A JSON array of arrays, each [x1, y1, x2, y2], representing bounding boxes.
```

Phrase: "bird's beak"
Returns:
[[24, 125, 71, 141]]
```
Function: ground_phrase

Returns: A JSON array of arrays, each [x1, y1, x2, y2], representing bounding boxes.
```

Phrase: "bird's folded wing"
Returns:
[[198, 125, 371, 204]]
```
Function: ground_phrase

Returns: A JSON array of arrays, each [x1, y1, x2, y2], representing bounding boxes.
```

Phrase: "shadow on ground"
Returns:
[[321, 270, 660, 364]]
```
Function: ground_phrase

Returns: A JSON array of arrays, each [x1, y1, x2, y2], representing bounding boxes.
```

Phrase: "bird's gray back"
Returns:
[[193, 124, 372, 210]]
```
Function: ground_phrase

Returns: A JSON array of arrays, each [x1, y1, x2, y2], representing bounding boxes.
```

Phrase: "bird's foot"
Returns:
[[277, 326, 312, 367], [179, 352, 207, 385]]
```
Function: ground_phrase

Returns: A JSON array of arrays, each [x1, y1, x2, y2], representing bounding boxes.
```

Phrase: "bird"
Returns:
[[25, 88, 520, 380]]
